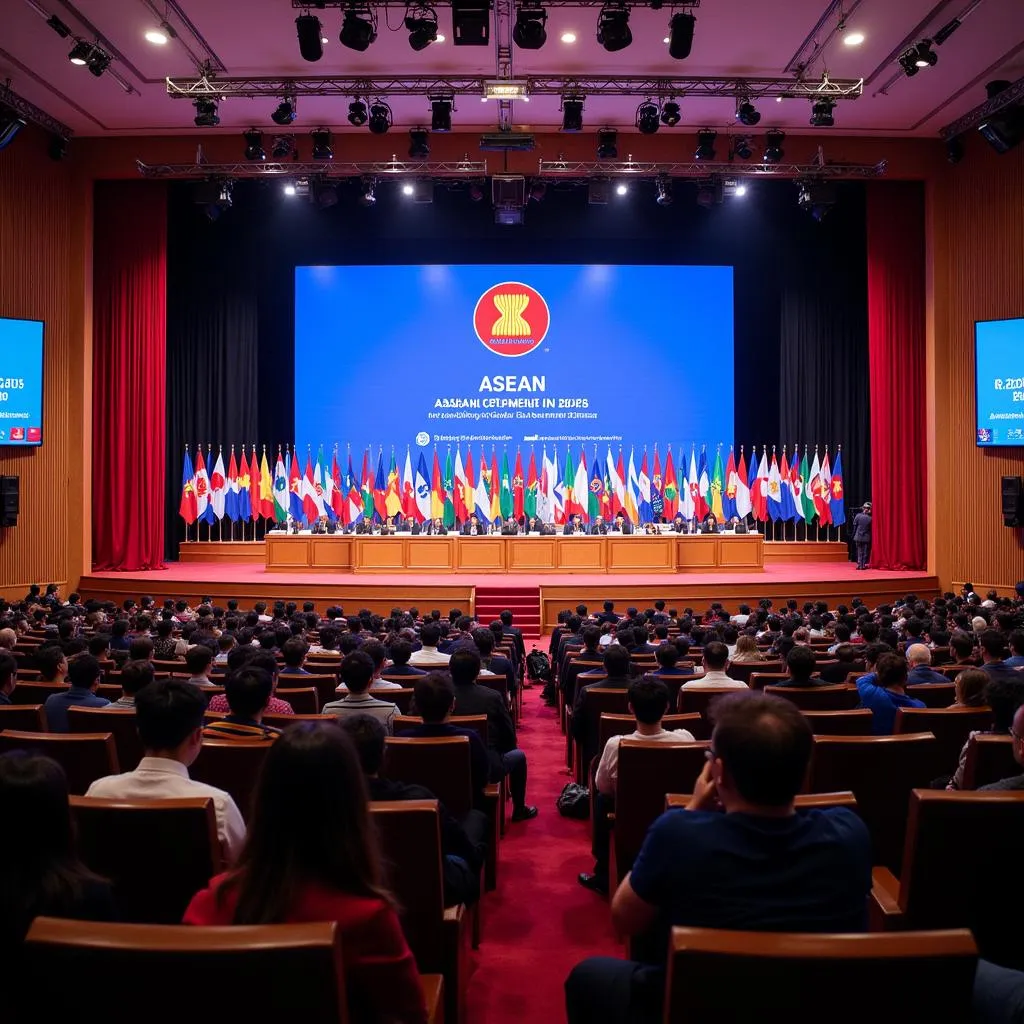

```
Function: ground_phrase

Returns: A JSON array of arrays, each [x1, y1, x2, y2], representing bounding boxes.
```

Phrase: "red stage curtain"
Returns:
[[92, 182, 167, 571], [866, 182, 927, 570]]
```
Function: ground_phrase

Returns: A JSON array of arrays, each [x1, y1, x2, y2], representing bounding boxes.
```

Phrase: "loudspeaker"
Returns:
[[0, 475, 18, 528], [1002, 475, 1022, 527]]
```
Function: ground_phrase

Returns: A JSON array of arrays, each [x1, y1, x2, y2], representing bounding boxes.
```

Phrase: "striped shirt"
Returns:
[[202, 717, 282, 741]]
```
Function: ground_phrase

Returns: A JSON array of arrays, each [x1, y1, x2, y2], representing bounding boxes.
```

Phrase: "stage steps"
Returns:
[[475, 585, 541, 640]]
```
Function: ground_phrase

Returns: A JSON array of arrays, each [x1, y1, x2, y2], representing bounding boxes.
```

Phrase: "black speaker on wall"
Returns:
[[0, 475, 18, 528], [1002, 475, 1022, 527]]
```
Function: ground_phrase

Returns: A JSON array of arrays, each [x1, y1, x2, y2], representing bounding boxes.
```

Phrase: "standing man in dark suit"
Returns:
[[853, 502, 872, 569]]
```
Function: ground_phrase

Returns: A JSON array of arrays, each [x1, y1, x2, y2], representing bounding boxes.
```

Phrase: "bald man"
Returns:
[[905, 644, 948, 686]]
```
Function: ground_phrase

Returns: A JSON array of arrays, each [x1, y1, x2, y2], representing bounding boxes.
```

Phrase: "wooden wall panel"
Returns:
[[0, 127, 90, 599], [932, 138, 1024, 592]]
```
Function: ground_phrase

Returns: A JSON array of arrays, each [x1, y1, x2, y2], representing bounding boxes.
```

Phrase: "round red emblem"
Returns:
[[473, 281, 550, 357]]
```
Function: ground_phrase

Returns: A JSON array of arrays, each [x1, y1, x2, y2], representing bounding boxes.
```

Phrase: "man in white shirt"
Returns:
[[86, 678, 245, 863], [680, 641, 748, 690], [408, 623, 451, 666], [580, 678, 696, 896]]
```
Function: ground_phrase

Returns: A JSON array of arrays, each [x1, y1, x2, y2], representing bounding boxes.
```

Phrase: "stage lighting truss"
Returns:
[[0, 84, 72, 141]]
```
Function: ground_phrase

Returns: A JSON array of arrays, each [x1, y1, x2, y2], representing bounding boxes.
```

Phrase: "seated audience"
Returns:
[[213, 633, 235, 665], [279, 637, 310, 676], [0, 653, 17, 705], [979, 702, 1024, 791], [43, 654, 109, 731], [818, 644, 860, 684], [980, 630, 1022, 683], [357, 639, 401, 691], [183, 723, 428, 1023], [152, 618, 185, 660], [952, 668, 990, 708], [730, 635, 763, 663], [856, 652, 925, 735], [649, 643, 689, 677], [183, 644, 216, 688], [202, 667, 282, 741], [1005, 630, 1024, 669], [322, 651, 398, 732], [385, 639, 425, 677], [107, 658, 155, 708], [570, 645, 635, 766], [208, 649, 294, 716], [771, 645, 820, 687], [36, 644, 68, 685], [408, 623, 450, 666], [680, 641, 747, 690], [906, 643, 949, 685], [947, 676, 1024, 790]]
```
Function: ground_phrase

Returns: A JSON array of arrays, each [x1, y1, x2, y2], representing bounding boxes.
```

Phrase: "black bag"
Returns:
[[556, 782, 590, 819], [526, 648, 552, 683]]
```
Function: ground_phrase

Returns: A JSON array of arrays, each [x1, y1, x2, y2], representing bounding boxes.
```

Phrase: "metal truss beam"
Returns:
[[537, 158, 887, 178], [0, 82, 73, 138], [136, 158, 488, 178], [940, 74, 1024, 139], [291, 0, 699, 6]]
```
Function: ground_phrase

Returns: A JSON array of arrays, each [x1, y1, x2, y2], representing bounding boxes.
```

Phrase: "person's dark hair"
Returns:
[[703, 641, 729, 672], [339, 713, 387, 776], [35, 645, 66, 681], [628, 678, 670, 725], [340, 651, 374, 694], [67, 654, 102, 690], [833, 644, 856, 664], [834, 624, 851, 644], [604, 644, 630, 677], [86, 635, 110, 658], [710, 692, 813, 806], [655, 643, 679, 669], [581, 626, 601, 651], [119, 659, 155, 697], [183, 644, 212, 677], [420, 623, 441, 648], [413, 672, 455, 723], [111, 619, 129, 639], [472, 627, 494, 656], [500, 609, 513, 626], [280, 636, 308, 670], [449, 648, 481, 687], [225, 667, 274, 719], [388, 639, 412, 666], [226, 645, 257, 675], [222, 723, 389, 924], [983, 677, 1024, 731], [135, 679, 206, 751], [980, 629, 1008, 660], [129, 637, 155, 661], [876, 652, 908, 690], [1008, 629, 1024, 656], [950, 631, 976, 660], [0, 653, 16, 690]]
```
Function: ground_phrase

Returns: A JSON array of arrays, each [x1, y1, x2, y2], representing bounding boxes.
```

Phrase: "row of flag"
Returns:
[[178, 443, 848, 530]]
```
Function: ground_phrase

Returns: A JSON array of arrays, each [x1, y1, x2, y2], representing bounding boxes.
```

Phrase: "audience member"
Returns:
[[906, 644, 949, 685], [383, 639, 425, 677], [36, 645, 68, 685], [322, 651, 398, 733], [730, 635, 763, 663], [107, 659, 154, 708], [0, 653, 17, 705], [952, 668, 990, 708], [980, 630, 1022, 683], [947, 676, 1024, 790], [183, 644, 216, 688], [856, 652, 925, 735], [979, 702, 1024, 791], [202, 667, 282, 741], [768, 646, 819, 687], [408, 623, 450, 666], [680, 641, 746, 690], [207, 649, 294, 716], [43, 654, 109, 732]]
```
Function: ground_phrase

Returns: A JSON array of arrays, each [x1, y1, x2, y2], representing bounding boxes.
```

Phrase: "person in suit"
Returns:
[[355, 519, 376, 535], [590, 515, 609, 535], [462, 513, 484, 536], [501, 518, 519, 535], [539, 521, 556, 535], [570, 644, 634, 770], [424, 517, 447, 535], [490, 516, 505, 535], [564, 514, 586, 536], [311, 514, 330, 535], [700, 513, 720, 534], [499, 609, 526, 661], [524, 515, 543, 534], [725, 516, 748, 534], [670, 514, 688, 534], [853, 502, 872, 569], [395, 515, 420, 534]]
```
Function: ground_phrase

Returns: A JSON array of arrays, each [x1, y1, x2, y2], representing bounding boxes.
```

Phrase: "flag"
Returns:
[[601, 460, 612, 518], [696, 449, 710, 520], [798, 450, 815, 523], [179, 448, 197, 524], [372, 449, 388, 523], [663, 449, 678, 520], [272, 451, 288, 522], [607, 449, 624, 518], [787, 451, 803, 524], [236, 451, 251, 523], [766, 452, 783, 521], [210, 451, 227, 521], [754, 450, 770, 523], [638, 451, 652, 523], [551, 449, 565, 524], [489, 450, 501, 522], [345, 452, 361, 526], [453, 447, 469, 523], [562, 448, 576, 518], [710, 450, 724, 521], [401, 449, 417, 520], [415, 451, 431, 522], [513, 450, 525, 522], [500, 450, 514, 520], [682, 448, 696, 521], [473, 450, 491, 525], [312, 447, 328, 519], [574, 448, 589, 523], [248, 448, 260, 522], [302, 453, 319, 523], [525, 450, 538, 520], [651, 449, 664, 521], [808, 450, 822, 525], [723, 449, 738, 521], [588, 452, 604, 522], [360, 450, 373, 523], [735, 450, 751, 519], [463, 448, 475, 524], [443, 449, 455, 528], [818, 451, 834, 526], [779, 450, 797, 521], [385, 452, 402, 519], [328, 451, 343, 520], [194, 449, 212, 524], [829, 451, 846, 526], [537, 450, 552, 523], [625, 449, 640, 524], [288, 450, 304, 523]]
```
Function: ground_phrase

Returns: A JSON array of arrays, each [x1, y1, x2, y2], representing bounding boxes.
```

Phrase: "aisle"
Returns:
[[465, 684, 620, 1024]]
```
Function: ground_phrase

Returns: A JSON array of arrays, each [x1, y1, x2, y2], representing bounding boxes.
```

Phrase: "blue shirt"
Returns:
[[1004, 655, 1024, 668], [44, 687, 111, 732], [855, 679, 925, 735], [906, 665, 950, 686]]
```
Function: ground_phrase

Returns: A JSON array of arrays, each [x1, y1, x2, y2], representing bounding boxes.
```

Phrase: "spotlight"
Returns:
[[695, 128, 717, 161], [736, 99, 760, 126], [513, 8, 547, 49], [596, 128, 618, 159], [431, 98, 453, 132], [311, 129, 333, 160], [314, 180, 339, 208], [667, 11, 695, 59], [655, 176, 672, 206], [296, 14, 324, 61], [696, 179, 722, 207], [402, 182, 415, 196], [797, 180, 836, 221], [406, 7, 439, 49], [899, 38, 937, 76], [0, 114, 26, 152], [946, 137, 964, 165], [193, 98, 220, 127], [67, 40, 93, 65], [451, 0, 490, 45], [615, 183, 628, 196], [733, 183, 747, 197], [348, 100, 368, 127], [561, 97, 584, 132], [85, 47, 112, 77], [597, 4, 631, 52], [732, 135, 752, 160], [368, 101, 392, 135], [809, 98, 835, 127], [272, 135, 296, 160], [763, 128, 785, 163], [635, 101, 660, 135], [271, 99, 296, 126], [408, 129, 431, 159], [340, 8, 377, 50], [359, 177, 378, 206], [660, 101, 681, 127], [283, 182, 297, 197], [200, 181, 233, 222], [243, 129, 266, 161]]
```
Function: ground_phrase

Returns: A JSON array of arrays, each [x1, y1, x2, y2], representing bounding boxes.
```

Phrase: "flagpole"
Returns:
[[814, 444, 820, 543]]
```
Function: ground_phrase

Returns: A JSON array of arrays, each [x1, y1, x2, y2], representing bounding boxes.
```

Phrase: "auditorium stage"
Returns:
[[79, 562, 939, 635]]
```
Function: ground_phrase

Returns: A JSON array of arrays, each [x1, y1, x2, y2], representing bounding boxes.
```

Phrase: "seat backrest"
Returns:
[[962, 733, 1018, 790], [70, 796, 223, 923], [398, 713, 488, 746], [0, 703, 46, 731], [95, 683, 123, 701], [598, 713, 701, 750], [0, 730, 117, 795], [262, 712, 337, 729], [808, 733, 940, 873], [275, 687, 320, 714], [726, 661, 783, 685], [9, 681, 67, 706], [748, 672, 790, 690], [763, 684, 859, 710], [677, 688, 741, 719], [664, 926, 977, 1023], [578, 687, 630, 761], [801, 709, 875, 736], [898, 790, 1024, 970], [666, 791, 858, 813], [477, 673, 509, 704], [383, 736, 473, 816], [190, 739, 274, 821], [23, 918, 350, 1024], [906, 682, 957, 708], [894, 706, 992, 768], [67, 706, 144, 771]]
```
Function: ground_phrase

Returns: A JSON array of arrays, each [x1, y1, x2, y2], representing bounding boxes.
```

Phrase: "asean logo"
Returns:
[[473, 281, 550, 357]]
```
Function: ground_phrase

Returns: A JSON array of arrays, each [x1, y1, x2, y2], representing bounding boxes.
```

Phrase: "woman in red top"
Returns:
[[183, 722, 427, 1023]]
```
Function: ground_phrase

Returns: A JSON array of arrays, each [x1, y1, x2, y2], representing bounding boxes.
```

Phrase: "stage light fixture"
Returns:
[[451, 0, 490, 45], [243, 129, 266, 161], [402, 182, 415, 196], [736, 98, 760, 126], [732, 135, 752, 160], [597, 129, 618, 159], [272, 134, 296, 160], [667, 11, 695, 59], [655, 175, 672, 206], [311, 129, 333, 160], [271, 99, 296, 126], [513, 8, 547, 49], [47, 15, 72, 38], [193, 98, 220, 127], [368, 100, 392, 135], [899, 38, 937, 76], [469, 182, 485, 202], [615, 183, 628, 196], [67, 40, 93, 65], [695, 128, 717, 161], [348, 100, 368, 127], [408, 129, 431, 159], [763, 128, 785, 163], [734, 183, 747, 197], [530, 181, 547, 202], [0, 113, 26, 152], [809, 98, 835, 127], [797, 180, 836, 221], [597, 4, 631, 52], [946, 136, 964, 164], [635, 101, 660, 135], [296, 13, 324, 61], [660, 101, 681, 127], [406, 7, 439, 50], [561, 97, 584, 132], [359, 177, 378, 206], [431, 98, 453, 132], [283, 182, 298, 197], [85, 46, 112, 76], [340, 8, 377, 50], [314, 180, 339, 208], [198, 180, 233, 222]]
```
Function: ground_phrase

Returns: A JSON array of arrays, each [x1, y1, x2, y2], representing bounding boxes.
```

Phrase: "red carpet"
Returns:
[[466, 685, 619, 1023]]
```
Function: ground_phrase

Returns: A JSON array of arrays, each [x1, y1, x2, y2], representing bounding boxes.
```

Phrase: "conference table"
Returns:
[[264, 531, 764, 574]]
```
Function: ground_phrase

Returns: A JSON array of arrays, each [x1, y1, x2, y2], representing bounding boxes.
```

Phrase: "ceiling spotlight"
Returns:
[[734, 183, 747, 197], [635, 101, 660, 135], [402, 182, 415, 196], [243, 129, 266, 161], [296, 14, 324, 61], [667, 11, 695, 59], [144, 27, 169, 45], [561, 97, 584, 132], [615, 183, 628, 196], [596, 128, 618, 159], [368, 100, 392, 135], [899, 39, 937, 76], [406, 7, 439, 49], [271, 99, 296, 126], [340, 8, 377, 50], [732, 135, 752, 160], [0, 114, 26, 152], [809, 98, 835, 127], [763, 128, 785, 163], [193, 98, 220, 127], [695, 128, 717, 161], [409, 129, 431, 159], [85, 46, 112, 76], [655, 176, 672, 206], [431, 97, 453, 132], [311, 129, 333, 160], [359, 177, 378, 207], [561, 31, 577, 43], [513, 8, 547, 49], [451, 0, 490, 45], [348, 100, 368, 127], [283, 182, 297, 197], [843, 30, 865, 46], [597, 4, 631, 52], [736, 99, 760, 126], [272, 135, 296, 160], [67, 40, 93, 65], [797, 180, 836, 221], [660, 101, 681, 127], [436, 33, 446, 42]]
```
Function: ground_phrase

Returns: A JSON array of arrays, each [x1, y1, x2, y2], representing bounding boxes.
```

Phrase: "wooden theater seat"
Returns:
[[894, 705, 992, 768], [763, 684, 859, 710], [962, 733, 1019, 790], [70, 796, 223, 923], [274, 686, 320, 714], [262, 712, 337, 729], [190, 738, 274, 821], [571, 687, 631, 782], [676, 687, 743, 731], [0, 703, 46, 731], [726, 661, 783, 685], [8, 680, 67, 705], [747, 671, 791, 690], [597, 712, 701, 751], [667, 791, 859, 813], [397, 714, 488, 747], [663, 926, 977, 1023], [801, 709, 874, 735], [0, 730, 117, 794], [67, 705, 144, 771], [906, 682, 956, 708]]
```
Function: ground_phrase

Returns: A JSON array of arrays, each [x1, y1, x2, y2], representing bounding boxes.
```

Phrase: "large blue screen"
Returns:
[[294, 264, 734, 461], [976, 317, 1024, 446], [0, 317, 44, 447]]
